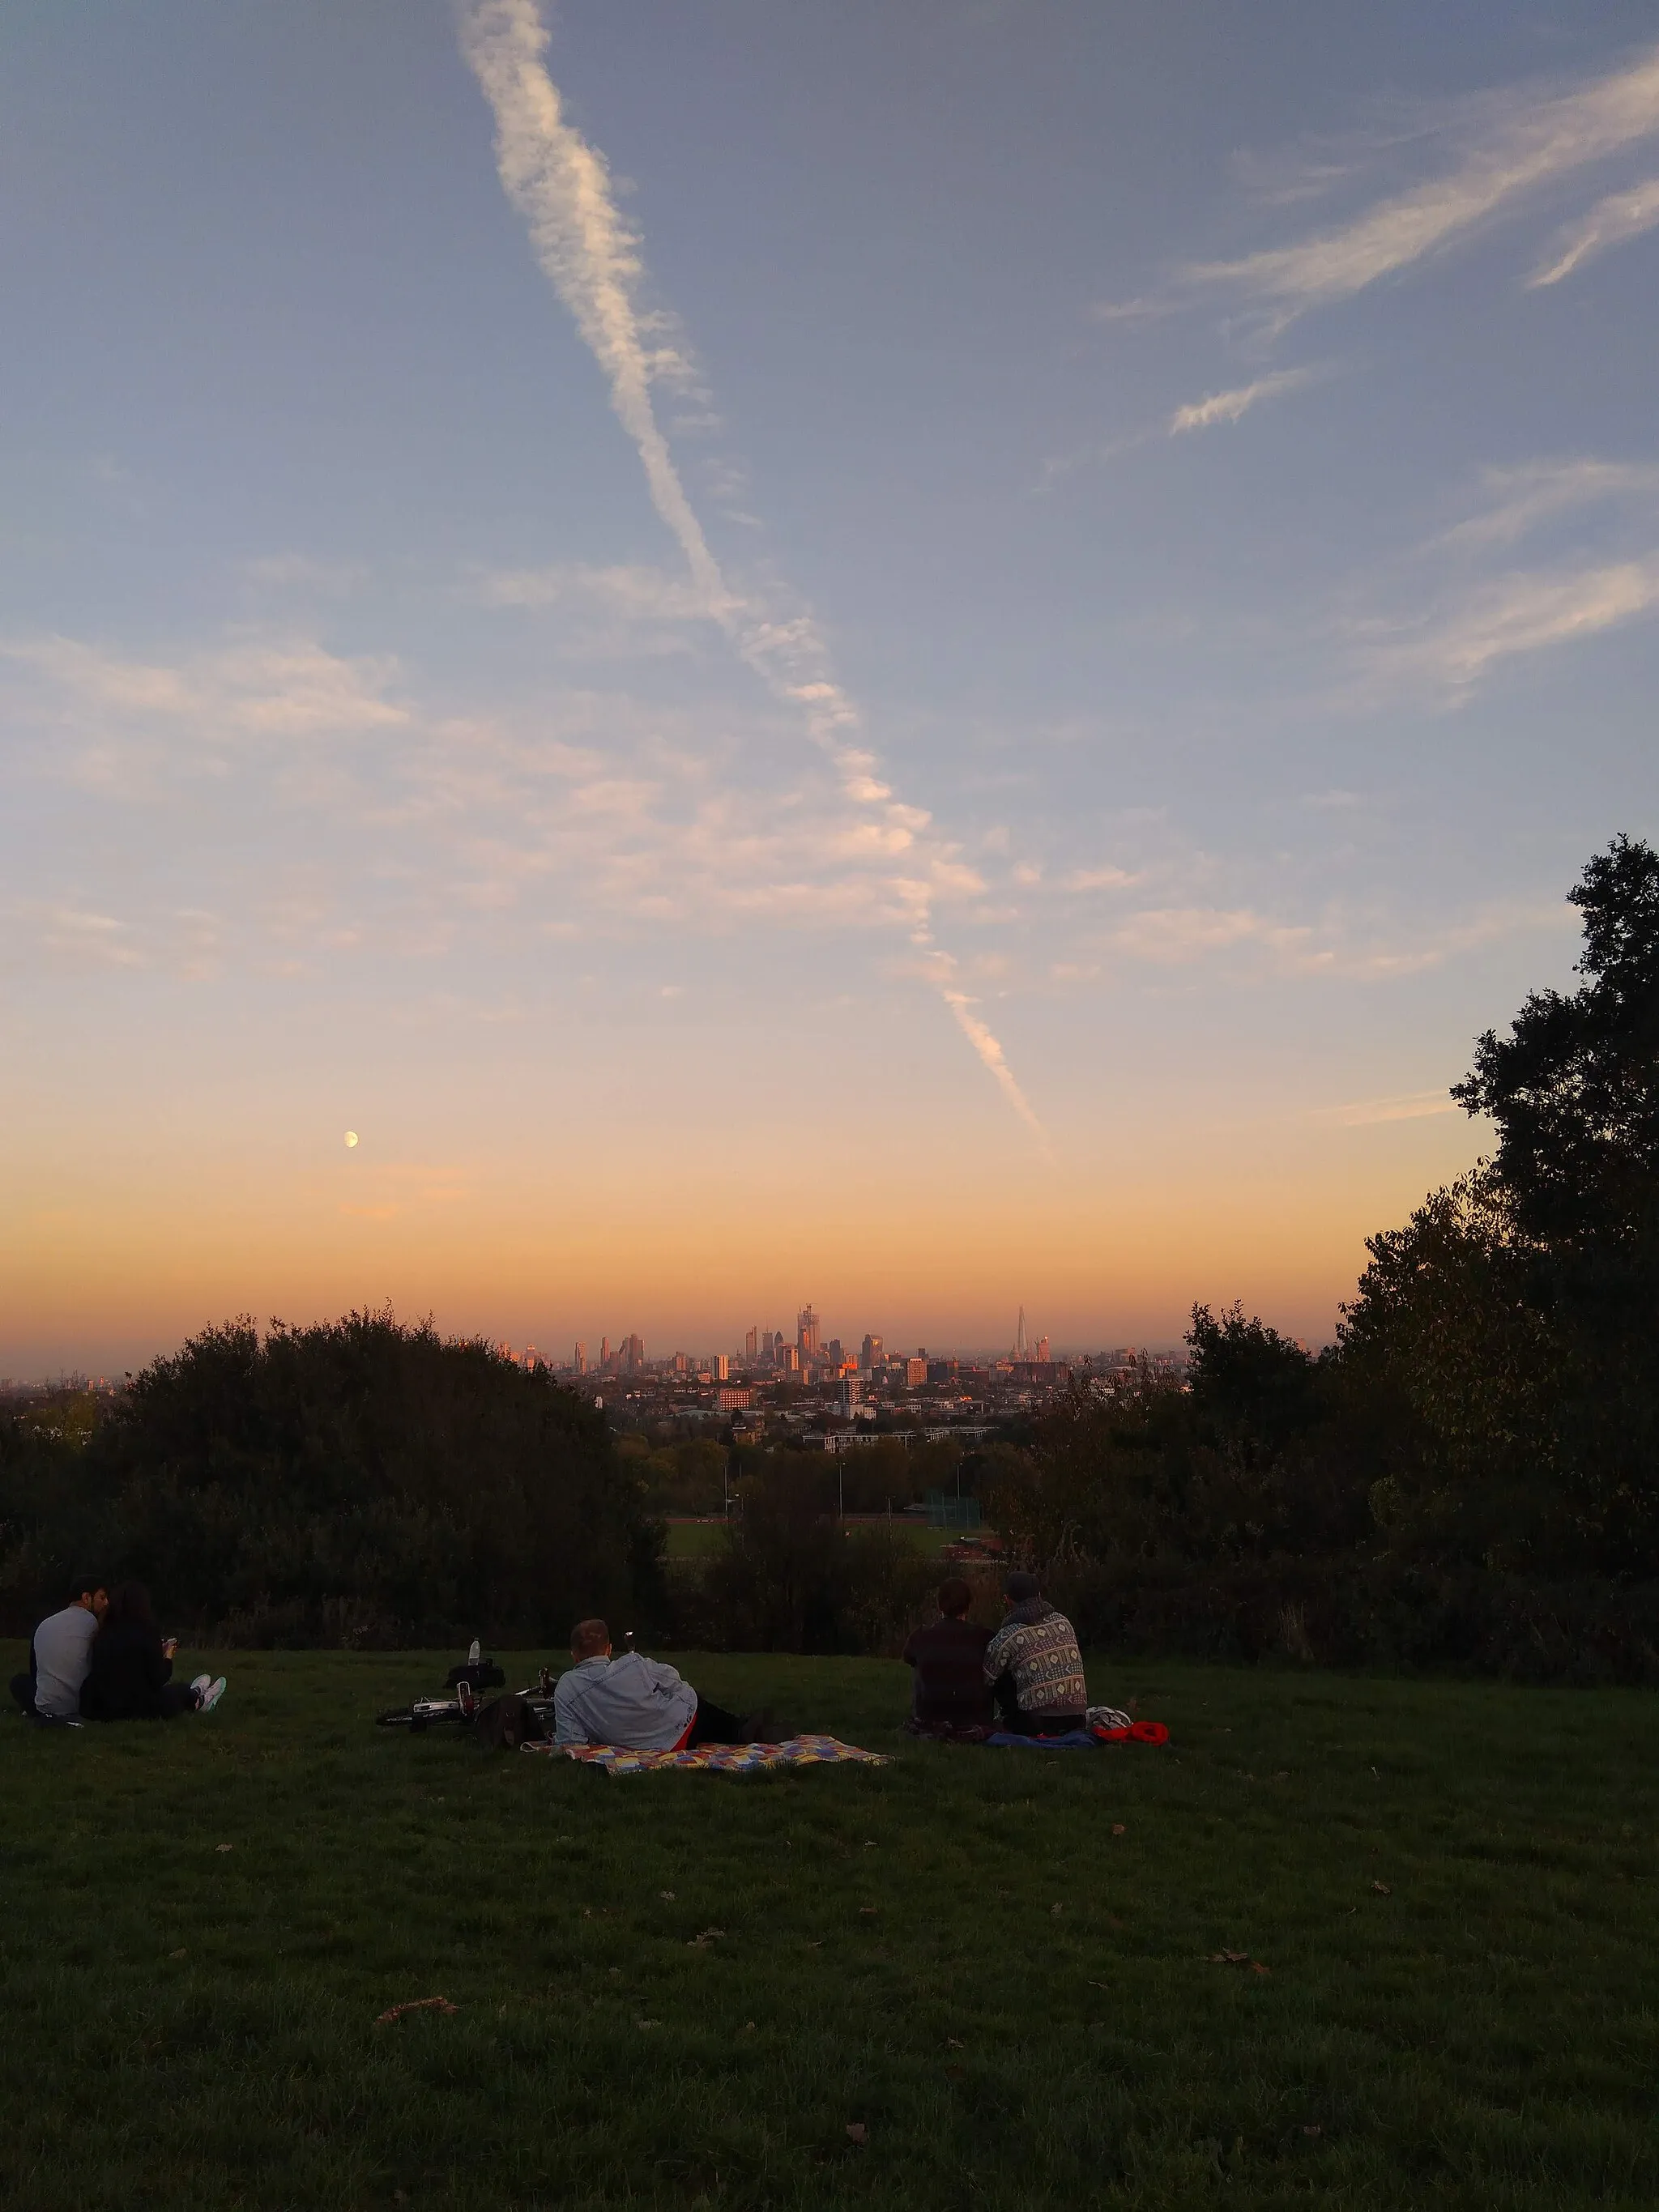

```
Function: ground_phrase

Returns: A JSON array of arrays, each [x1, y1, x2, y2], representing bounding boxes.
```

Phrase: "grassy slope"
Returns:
[[662, 1520, 955, 1558], [2, 1646, 1657, 2211]]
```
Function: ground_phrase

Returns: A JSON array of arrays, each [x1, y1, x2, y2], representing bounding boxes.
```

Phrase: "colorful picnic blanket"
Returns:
[[522, 1732, 889, 1777]]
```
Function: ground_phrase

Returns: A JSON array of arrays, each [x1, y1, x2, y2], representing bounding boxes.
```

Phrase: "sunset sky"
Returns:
[[6, 2, 1658, 1373]]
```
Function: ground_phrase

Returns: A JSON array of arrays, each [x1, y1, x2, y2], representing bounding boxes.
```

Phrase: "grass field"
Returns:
[[662, 1518, 957, 1559], [4, 1645, 1658, 2210]]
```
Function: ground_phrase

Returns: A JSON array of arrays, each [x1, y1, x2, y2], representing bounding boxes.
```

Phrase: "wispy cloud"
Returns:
[[1528, 173, 1659, 285], [1168, 366, 1316, 435], [1318, 1090, 1460, 1127], [1436, 458, 1659, 550], [454, 0, 1045, 1140], [3, 635, 407, 745], [1356, 557, 1659, 697], [471, 561, 725, 620], [1096, 41, 1659, 330]]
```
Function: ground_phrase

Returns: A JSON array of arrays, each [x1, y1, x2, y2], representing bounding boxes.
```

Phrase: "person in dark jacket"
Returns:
[[79, 1583, 226, 1721], [901, 1577, 993, 1733]]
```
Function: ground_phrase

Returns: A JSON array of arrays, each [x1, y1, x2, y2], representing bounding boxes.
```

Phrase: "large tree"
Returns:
[[1366, 834, 1659, 1573], [49, 1311, 663, 1644]]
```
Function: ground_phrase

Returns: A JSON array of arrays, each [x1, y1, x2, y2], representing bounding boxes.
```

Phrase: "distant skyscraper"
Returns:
[[710, 1353, 729, 1381], [599, 1335, 612, 1371], [1013, 1307, 1029, 1360], [860, 1333, 882, 1370], [574, 1340, 588, 1375], [744, 1325, 758, 1361], [620, 1332, 645, 1374], [1035, 1335, 1050, 1364], [797, 1305, 821, 1355]]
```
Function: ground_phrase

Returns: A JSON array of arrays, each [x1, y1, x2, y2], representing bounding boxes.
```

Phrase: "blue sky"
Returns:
[[5, 2, 1658, 1369]]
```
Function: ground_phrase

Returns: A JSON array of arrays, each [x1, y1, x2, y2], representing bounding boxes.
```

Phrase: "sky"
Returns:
[[5, 1, 1659, 1373]]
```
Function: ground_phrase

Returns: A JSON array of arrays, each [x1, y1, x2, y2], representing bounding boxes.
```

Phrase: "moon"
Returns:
[[344, 1131, 359, 1149]]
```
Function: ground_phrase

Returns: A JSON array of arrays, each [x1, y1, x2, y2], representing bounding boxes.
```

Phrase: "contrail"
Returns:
[[941, 987, 1050, 1151], [454, 0, 1046, 1143]]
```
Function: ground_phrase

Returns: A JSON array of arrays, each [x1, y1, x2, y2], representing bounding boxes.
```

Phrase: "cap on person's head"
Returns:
[[569, 1617, 610, 1658], [937, 1577, 972, 1618], [1004, 1570, 1040, 1604]]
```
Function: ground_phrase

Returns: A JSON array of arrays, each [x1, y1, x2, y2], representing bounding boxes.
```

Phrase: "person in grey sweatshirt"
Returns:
[[552, 1618, 760, 1750], [10, 1576, 108, 1723]]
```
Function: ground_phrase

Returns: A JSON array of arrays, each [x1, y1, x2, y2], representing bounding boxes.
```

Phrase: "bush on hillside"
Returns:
[[0, 1313, 662, 1645]]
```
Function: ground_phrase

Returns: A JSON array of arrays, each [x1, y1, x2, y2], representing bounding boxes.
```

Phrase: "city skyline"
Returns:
[[6, 5, 1658, 1370]]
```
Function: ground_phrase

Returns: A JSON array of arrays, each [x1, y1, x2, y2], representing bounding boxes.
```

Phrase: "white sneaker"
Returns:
[[190, 1674, 211, 1694], [198, 1677, 227, 1713]]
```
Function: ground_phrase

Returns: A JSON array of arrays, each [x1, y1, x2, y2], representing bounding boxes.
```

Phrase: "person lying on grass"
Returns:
[[982, 1571, 1088, 1736], [9, 1573, 109, 1724], [79, 1581, 226, 1722], [552, 1619, 765, 1752], [902, 1576, 992, 1733]]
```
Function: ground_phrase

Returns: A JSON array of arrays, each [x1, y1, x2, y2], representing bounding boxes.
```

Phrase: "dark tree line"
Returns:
[[0, 1313, 661, 1645]]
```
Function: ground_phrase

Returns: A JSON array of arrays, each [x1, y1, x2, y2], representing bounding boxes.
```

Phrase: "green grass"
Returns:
[[4, 1645, 1658, 2211], [662, 1519, 955, 1559]]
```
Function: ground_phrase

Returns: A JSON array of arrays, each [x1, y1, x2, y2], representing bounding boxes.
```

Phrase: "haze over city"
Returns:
[[6, 2, 1659, 1375]]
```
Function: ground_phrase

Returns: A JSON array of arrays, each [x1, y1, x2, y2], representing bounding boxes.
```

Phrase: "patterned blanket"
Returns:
[[522, 1732, 889, 1777]]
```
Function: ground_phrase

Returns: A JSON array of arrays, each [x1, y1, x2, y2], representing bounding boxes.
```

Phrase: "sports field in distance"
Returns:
[[4, 1647, 1657, 2211]]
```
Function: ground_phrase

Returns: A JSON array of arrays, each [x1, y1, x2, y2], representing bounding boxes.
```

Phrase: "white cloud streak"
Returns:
[[1181, 41, 1659, 318], [1168, 366, 1315, 435], [1437, 458, 1659, 550], [454, 0, 1046, 1140], [2, 635, 407, 741], [1358, 557, 1659, 697], [1528, 173, 1659, 285]]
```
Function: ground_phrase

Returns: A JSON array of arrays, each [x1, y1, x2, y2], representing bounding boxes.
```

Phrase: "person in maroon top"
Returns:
[[901, 1578, 993, 1733]]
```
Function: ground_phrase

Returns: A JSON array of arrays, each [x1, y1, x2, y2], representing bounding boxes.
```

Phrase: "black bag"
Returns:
[[471, 1694, 546, 1750], [446, 1659, 506, 1693]]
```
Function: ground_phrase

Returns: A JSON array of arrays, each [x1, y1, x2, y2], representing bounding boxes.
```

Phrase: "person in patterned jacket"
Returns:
[[981, 1571, 1088, 1734]]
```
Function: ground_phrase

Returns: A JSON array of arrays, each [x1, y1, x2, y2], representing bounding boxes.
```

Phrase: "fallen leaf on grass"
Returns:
[[635, 2019, 660, 2030], [946, 2037, 966, 2050], [1371, 1881, 1392, 1896], [1252, 1961, 1271, 1975], [743, 2021, 756, 2033], [1111, 1823, 1126, 1837], [1051, 1903, 1064, 1916], [659, 1890, 676, 1900], [1303, 2125, 1322, 2137], [1208, 1950, 1270, 1974], [845, 2124, 868, 2146], [375, 1997, 458, 2026], [169, 1949, 187, 1959], [805, 1940, 823, 1950], [858, 1907, 878, 1918], [687, 1927, 724, 1948], [215, 1843, 233, 1854]]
